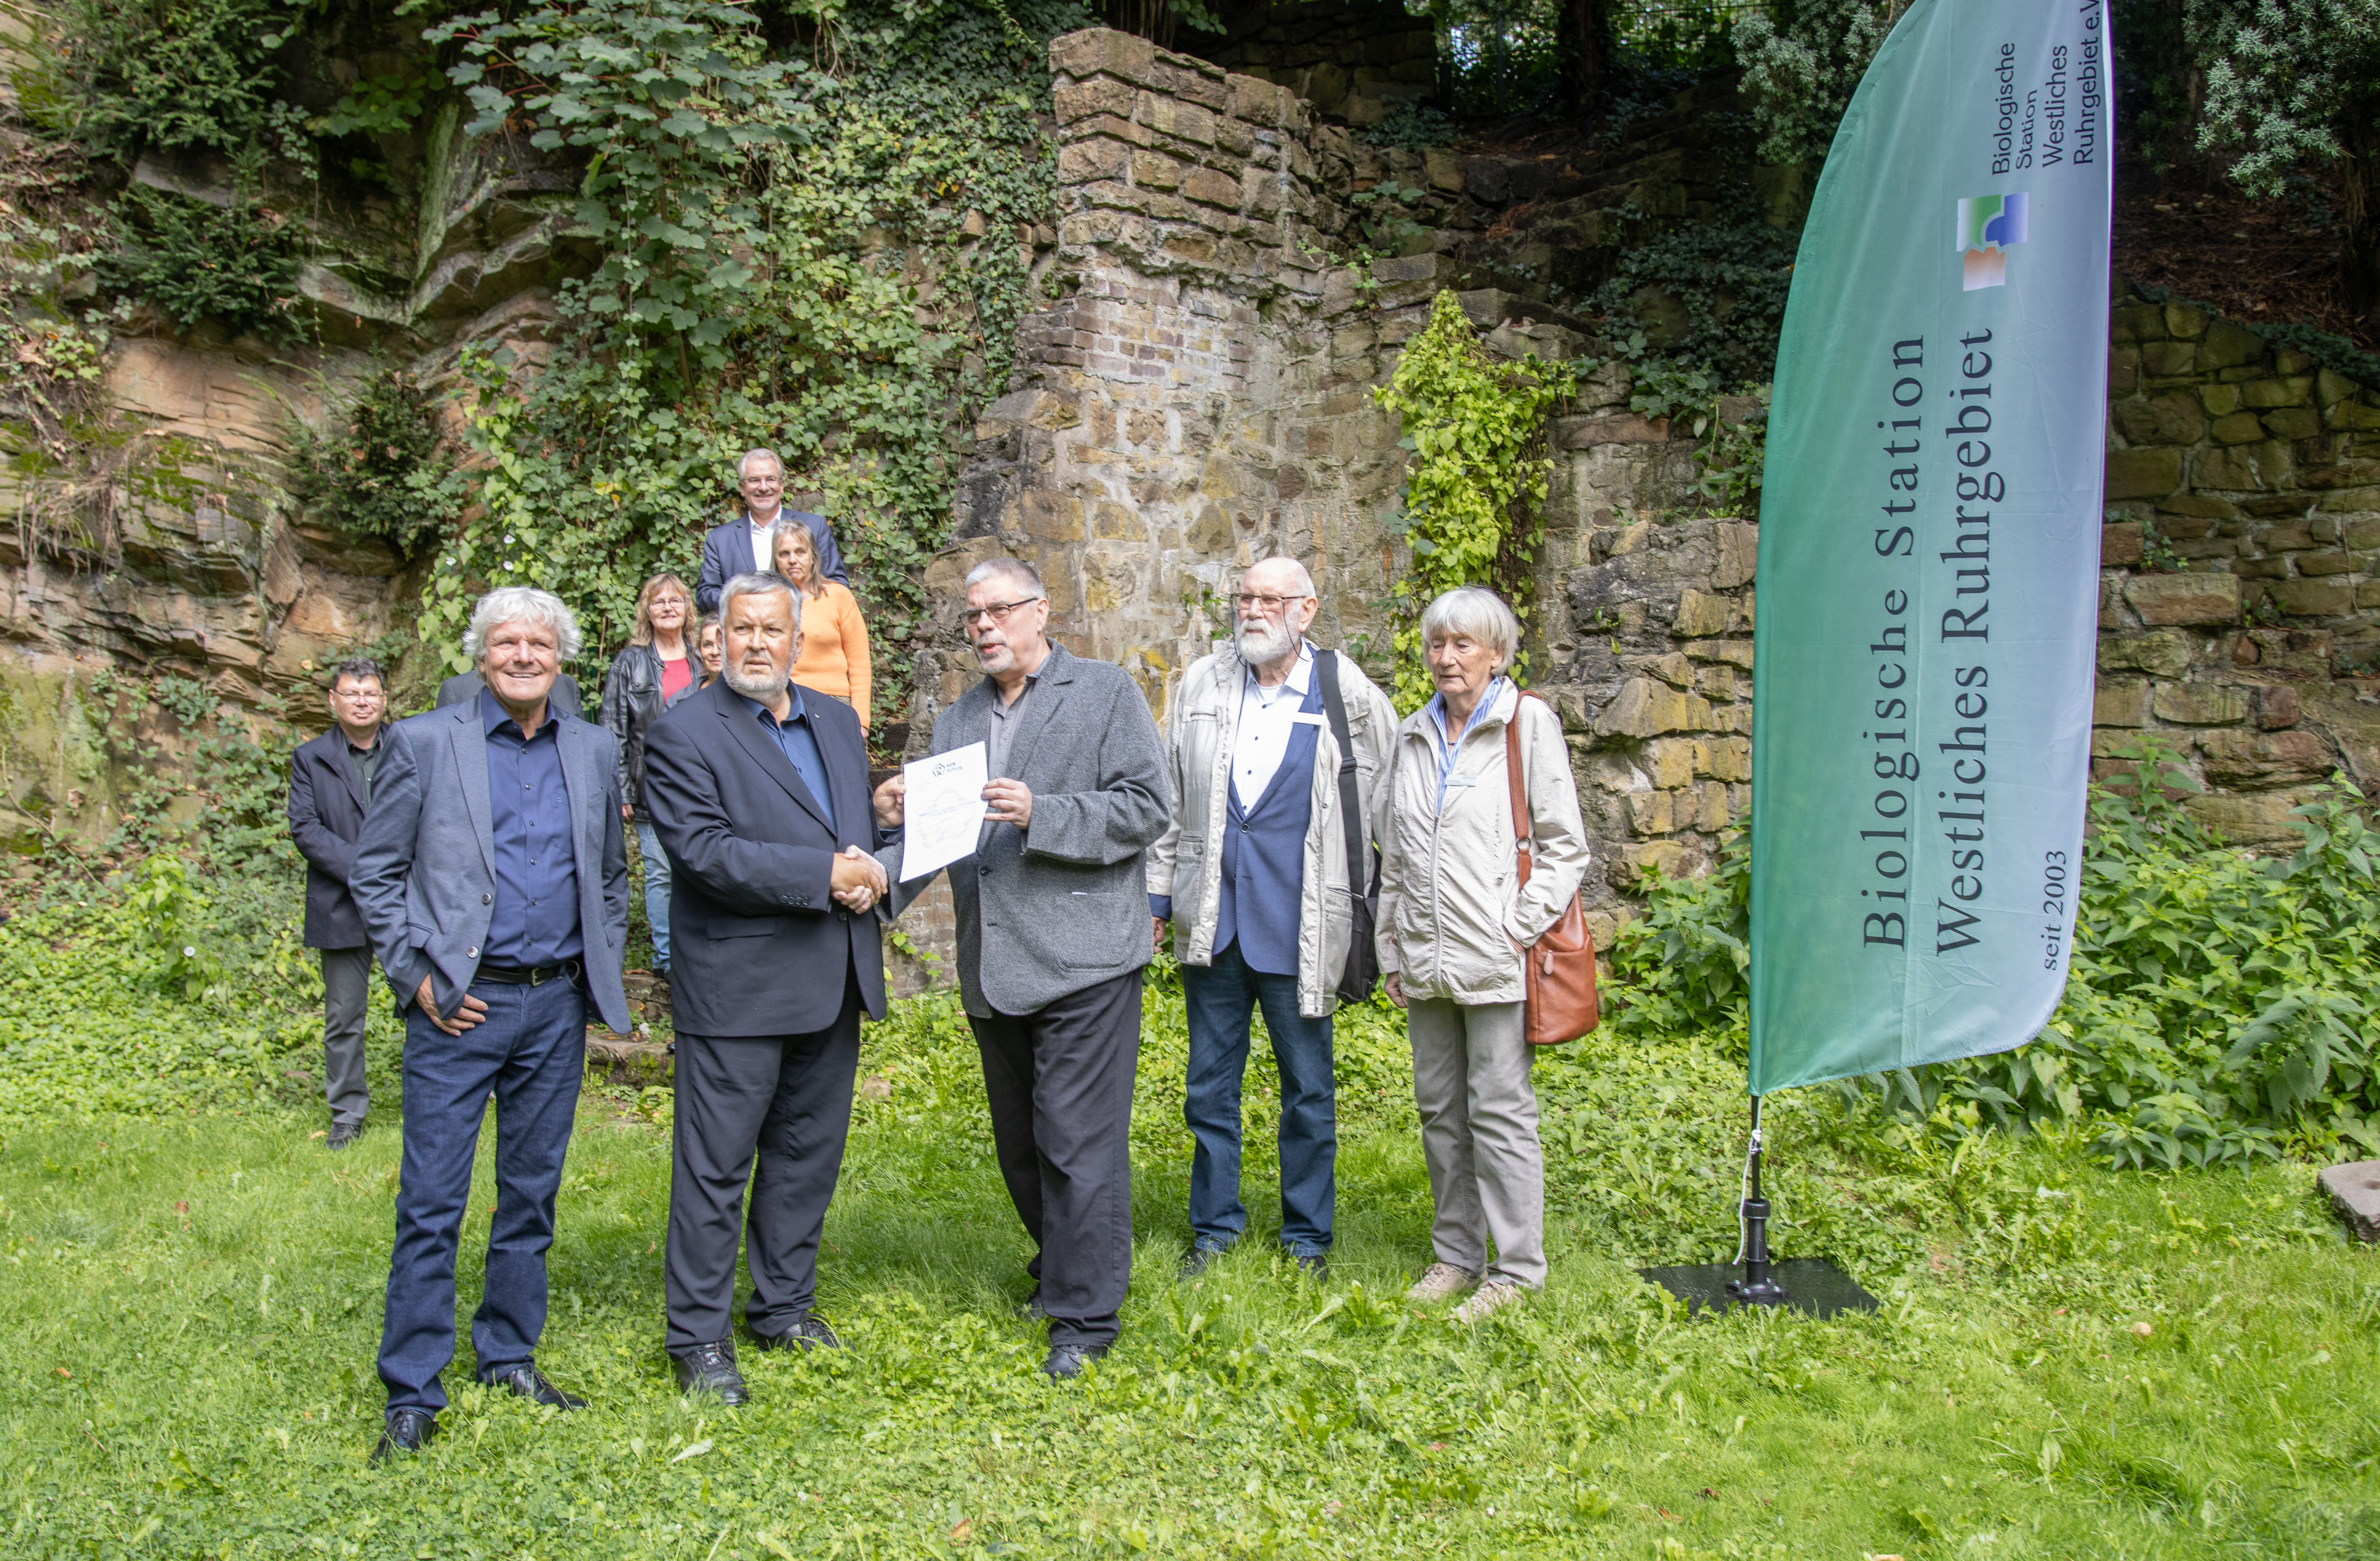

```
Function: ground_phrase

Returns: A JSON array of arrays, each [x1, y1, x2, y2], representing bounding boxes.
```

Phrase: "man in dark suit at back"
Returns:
[[694, 447, 848, 614], [286, 655, 390, 1149], [643, 570, 889, 1406]]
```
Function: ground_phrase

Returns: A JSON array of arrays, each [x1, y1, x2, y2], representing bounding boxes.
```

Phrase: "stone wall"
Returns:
[[894, 31, 2380, 978], [2095, 278, 2380, 840], [1184, 0, 1439, 127]]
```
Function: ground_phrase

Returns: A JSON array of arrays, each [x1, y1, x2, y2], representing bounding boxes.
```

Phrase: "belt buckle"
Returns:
[[529, 964, 550, 986]]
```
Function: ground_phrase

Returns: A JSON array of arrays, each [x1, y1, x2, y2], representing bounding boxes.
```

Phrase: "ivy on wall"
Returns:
[[1373, 289, 1564, 711], [413, 0, 1088, 729]]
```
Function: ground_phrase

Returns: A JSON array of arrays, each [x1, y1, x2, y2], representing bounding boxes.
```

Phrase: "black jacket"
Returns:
[[642, 678, 887, 1037], [287, 725, 385, 950], [598, 643, 701, 817], [436, 670, 585, 718]]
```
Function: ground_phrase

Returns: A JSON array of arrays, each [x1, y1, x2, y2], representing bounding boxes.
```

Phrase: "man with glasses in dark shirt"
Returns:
[[287, 657, 391, 1150]]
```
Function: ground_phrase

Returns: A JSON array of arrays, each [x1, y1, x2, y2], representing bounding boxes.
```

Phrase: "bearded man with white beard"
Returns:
[[641, 572, 889, 1406], [1143, 557, 1398, 1283]]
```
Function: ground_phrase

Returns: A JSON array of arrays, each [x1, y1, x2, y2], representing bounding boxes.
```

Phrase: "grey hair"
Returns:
[[329, 656, 384, 690], [464, 586, 581, 664], [737, 448, 784, 480], [718, 570, 802, 631], [964, 557, 1044, 599], [1245, 556, 1316, 598], [1419, 586, 1519, 673]]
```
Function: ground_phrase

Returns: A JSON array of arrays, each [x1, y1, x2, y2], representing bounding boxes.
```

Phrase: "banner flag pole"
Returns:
[[1643, 0, 2113, 1316]]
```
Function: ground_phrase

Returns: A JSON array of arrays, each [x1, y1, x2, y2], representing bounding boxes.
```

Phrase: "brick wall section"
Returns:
[[1185, 0, 1440, 126], [2096, 278, 2380, 841]]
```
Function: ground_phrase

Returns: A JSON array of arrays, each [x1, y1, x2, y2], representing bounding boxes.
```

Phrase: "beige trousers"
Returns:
[[1405, 996, 1546, 1287]]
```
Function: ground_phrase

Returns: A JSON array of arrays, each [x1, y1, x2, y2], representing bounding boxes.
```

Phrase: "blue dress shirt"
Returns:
[[480, 689, 584, 967], [738, 688, 836, 833]]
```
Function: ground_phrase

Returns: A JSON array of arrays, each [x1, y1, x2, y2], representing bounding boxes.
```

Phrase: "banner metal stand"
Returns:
[[1635, 1096, 1880, 1320]]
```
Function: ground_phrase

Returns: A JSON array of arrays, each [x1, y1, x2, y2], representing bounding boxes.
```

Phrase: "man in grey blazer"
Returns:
[[875, 557, 1170, 1380], [351, 586, 631, 1462]]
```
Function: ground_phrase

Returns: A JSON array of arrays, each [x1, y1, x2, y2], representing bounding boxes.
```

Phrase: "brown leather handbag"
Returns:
[[1504, 690, 1600, 1045]]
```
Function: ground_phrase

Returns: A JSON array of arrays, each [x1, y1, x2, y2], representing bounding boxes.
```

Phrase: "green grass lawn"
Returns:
[[2, 990, 2376, 1560]]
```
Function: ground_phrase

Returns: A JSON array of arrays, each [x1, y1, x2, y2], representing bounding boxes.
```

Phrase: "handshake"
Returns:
[[830, 845, 888, 914]]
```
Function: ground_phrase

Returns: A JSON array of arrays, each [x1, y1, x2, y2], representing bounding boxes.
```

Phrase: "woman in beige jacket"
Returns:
[[1378, 587, 1589, 1322]]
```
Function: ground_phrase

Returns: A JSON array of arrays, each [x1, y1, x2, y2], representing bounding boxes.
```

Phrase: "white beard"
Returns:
[[1236, 617, 1297, 666], [723, 663, 789, 701]]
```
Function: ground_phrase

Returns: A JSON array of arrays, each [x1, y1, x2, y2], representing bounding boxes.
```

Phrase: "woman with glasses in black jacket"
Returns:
[[600, 572, 700, 979]]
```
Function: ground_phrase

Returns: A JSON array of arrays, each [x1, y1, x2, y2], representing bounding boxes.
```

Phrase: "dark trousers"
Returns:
[[969, 968, 1142, 1351], [378, 975, 585, 1413], [320, 946, 373, 1129], [665, 982, 862, 1350], [1182, 941, 1337, 1256]]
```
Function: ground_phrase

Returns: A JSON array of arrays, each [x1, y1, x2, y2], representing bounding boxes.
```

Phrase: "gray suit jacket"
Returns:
[[351, 697, 633, 1033], [885, 642, 1170, 1017]]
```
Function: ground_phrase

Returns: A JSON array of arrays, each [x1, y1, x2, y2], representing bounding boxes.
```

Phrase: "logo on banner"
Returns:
[[1955, 192, 2029, 290]]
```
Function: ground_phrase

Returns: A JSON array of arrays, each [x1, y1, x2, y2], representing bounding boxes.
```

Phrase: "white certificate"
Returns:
[[897, 741, 990, 883]]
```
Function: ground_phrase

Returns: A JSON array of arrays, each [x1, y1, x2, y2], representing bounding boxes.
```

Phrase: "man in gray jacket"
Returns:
[[1146, 558, 1396, 1281], [875, 558, 1170, 1380], [351, 587, 631, 1461]]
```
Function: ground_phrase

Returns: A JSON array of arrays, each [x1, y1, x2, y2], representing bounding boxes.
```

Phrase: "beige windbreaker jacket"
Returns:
[[1145, 643, 1398, 1018], [1375, 681, 1590, 1005]]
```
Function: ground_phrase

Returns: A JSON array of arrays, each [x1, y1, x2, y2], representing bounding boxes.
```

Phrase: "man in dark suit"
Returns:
[[350, 587, 632, 1462], [693, 447, 848, 614], [642, 570, 889, 1406], [286, 656, 390, 1150], [437, 668, 583, 716], [875, 558, 1170, 1380]]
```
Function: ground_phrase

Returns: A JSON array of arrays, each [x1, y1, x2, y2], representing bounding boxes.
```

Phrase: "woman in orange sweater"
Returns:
[[770, 521, 872, 732]]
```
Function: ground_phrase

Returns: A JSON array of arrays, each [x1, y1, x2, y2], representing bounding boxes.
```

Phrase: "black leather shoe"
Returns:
[[372, 1408, 436, 1463], [671, 1340, 748, 1405], [1178, 1245, 1225, 1280], [1016, 1286, 1047, 1320], [1294, 1252, 1329, 1283], [751, 1314, 841, 1352], [326, 1124, 361, 1152], [486, 1364, 586, 1410], [1042, 1343, 1106, 1381]]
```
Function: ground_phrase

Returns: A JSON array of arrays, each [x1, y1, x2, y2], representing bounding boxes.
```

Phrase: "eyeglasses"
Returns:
[[1233, 592, 1312, 614], [332, 687, 384, 701], [961, 596, 1043, 629]]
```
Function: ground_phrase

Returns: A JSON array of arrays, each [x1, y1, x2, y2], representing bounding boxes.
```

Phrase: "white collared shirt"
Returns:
[[1232, 642, 1316, 810], [747, 513, 779, 572]]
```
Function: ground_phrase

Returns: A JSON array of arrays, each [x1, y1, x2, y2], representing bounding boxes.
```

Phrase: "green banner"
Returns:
[[1749, 0, 2113, 1095]]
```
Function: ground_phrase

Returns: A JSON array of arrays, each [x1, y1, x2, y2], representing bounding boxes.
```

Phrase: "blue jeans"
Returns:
[[1182, 941, 1336, 1256], [635, 819, 672, 971], [378, 974, 585, 1413]]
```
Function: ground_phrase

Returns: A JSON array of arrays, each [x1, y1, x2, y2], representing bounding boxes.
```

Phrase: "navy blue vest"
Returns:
[[1213, 678, 1325, 976]]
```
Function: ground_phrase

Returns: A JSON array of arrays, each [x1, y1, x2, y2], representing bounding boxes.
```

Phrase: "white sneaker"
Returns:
[[1451, 1279, 1528, 1324], [1405, 1262, 1479, 1303]]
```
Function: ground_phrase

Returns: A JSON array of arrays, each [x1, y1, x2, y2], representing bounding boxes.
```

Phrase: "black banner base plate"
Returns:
[[1635, 1258, 1880, 1319]]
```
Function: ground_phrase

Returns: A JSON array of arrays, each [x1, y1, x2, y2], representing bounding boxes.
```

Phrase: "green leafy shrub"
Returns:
[[1601, 747, 2380, 1170], [63, 0, 297, 159], [289, 366, 466, 557], [97, 185, 307, 342]]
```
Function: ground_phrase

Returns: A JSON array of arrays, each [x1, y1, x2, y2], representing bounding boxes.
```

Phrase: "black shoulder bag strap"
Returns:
[[1316, 648, 1381, 1004]]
